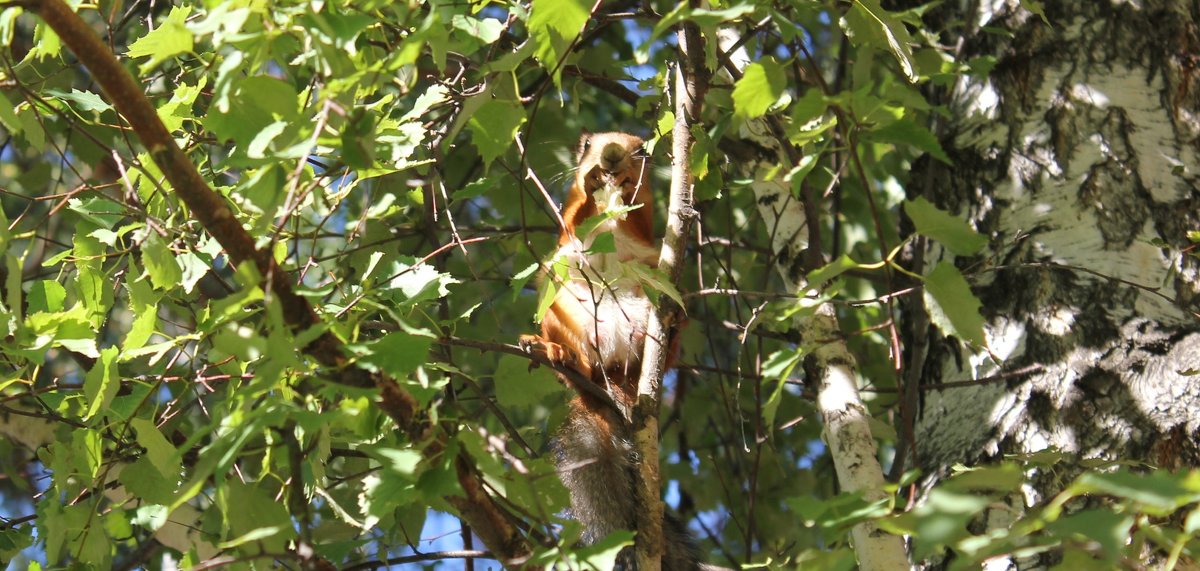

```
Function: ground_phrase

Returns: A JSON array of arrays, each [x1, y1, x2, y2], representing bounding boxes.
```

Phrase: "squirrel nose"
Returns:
[[600, 143, 627, 172]]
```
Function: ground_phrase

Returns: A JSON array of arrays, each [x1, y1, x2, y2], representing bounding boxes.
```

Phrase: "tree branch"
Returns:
[[632, 11, 708, 570], [23, 0, 531, 564]]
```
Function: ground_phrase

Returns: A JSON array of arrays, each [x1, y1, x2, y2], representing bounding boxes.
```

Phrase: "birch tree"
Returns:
[[0, 0, 1198, 569]]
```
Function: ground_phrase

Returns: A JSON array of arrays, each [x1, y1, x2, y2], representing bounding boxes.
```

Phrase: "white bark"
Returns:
[[719, 30, 912, 571], [911, 4, 1200, 567]]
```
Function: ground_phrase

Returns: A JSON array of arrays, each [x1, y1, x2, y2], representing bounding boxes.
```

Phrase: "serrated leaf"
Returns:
[[454, 177, 495, 202], [733, 59, 786, 119], [1046, 509, 1131, 561], [1069, 469, 1200, 514], [535, 261, 567, 323], [159, 78, 204, 131], [47, 89, 111, 114], [528, 0, 590, 85], [360, 332, 432, 379], [806, 254, 859, 290], [124, 277, 159, 350], [119, 456, 177, 506], [141, 233, 182, 290], [0, 92, 22, 135], [509, 261, 540, 301], [494, 354, 561, 411], [866, 119, 951, 164], [923, 262, 986, 347], [1020, 0, 1051, 25], [451, 15, 503, 44], [624, 264, 684, 308], [127, 6, 194, 72], [27, 280, 66, 314], [222, 482, 294, 552], [904, 197, 987, 255], [131, 418, 178, 477], [575, 203, 642, 239], [640, 4, 755, 62], [843, 0, 917, 83], [84, 347, 120, 421], [943, 464, 1024, 492], [468, 99, 526, 167], [342, 109, 376, 170]]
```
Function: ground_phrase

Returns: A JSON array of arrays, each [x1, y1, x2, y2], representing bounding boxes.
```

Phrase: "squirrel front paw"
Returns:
[[519, 335, 576, 367]]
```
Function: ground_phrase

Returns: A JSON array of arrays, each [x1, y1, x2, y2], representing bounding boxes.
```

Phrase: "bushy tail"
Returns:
[[554, 396, 709, 570]]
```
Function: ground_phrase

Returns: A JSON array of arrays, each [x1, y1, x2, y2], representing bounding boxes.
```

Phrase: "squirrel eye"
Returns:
[[581, 138, 592, 153]]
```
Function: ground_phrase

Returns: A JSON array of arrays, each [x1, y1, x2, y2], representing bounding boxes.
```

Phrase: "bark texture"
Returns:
[[910, 0, 1200, 547]]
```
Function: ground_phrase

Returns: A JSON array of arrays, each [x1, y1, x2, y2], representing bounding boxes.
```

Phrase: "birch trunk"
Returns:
[[718, 29, 913, 571], [907, 1, 1200, 566]]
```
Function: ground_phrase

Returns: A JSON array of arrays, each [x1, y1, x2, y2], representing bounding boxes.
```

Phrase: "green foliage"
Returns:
[[0, 0, 1187, 570], [923, 263, 987, 348]]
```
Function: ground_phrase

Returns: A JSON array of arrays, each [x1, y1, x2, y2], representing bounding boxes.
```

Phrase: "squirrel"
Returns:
[[519, 131, 704, 570]]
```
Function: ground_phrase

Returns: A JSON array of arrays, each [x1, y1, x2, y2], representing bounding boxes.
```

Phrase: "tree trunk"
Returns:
[[910, 1, 1200, 564]]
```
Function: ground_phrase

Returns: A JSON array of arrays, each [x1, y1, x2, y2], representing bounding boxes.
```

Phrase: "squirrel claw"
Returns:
[[518, 335, 576, 367]]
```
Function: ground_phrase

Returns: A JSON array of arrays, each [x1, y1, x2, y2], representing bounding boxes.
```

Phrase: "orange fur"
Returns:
[[518, 131, 699, 570], [521, 131, 662, 412]]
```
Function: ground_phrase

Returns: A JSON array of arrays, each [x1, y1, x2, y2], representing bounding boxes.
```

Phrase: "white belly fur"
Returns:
[[558, 277, 650, 371], [552, 180, 658, 370]]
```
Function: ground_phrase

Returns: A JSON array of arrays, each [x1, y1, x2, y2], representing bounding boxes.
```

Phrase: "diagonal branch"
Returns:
[[22, 0, 531, 564]]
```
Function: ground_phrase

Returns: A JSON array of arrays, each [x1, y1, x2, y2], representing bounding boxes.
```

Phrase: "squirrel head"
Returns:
[[575, 131, 649, 198]]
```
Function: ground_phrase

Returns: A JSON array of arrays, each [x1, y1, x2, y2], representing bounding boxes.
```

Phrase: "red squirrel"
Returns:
[[520, 132, 702, 570]]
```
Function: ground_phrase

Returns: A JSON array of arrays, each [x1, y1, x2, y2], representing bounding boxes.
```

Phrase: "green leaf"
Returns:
[[451, 14, 504, 44], [575, 203, 642, 239], [141, 233, 183, 290], [806, 255, 859, 290], [84, 347, 120, 421], [468, 98, 526, 168], [535, 261, 567, 323], [1046, 509, 1131, 561], [222, 482, 295, 552], [842, 0, 917, 83], [127, 6, 194, 72], [47, 88, 111, 114], [1020, 0, 1051, 25], [923, 262, 986, 347], [342, 109, 377, 170], [124, 277, 159, 350], [246, 120, 288, 159], [157, 79, 205, 133], [27, 280, 67, 314], [28, 21, 62, 61], [528, 0, 590, 84], [131, 418, 179, 477], [369, 447, 423, 475], [177, 251, 210, 294], [360, 332, 433, 378], [733, 59, 786, 119], [0, 527, 33, 561], [942, 464, 1024, 492], [641, 4, 755, 62], [624, 264, 684, 308], [494, 354, 562, 411], [1069, 470, 1200, 514], [0, 92, 21, 135], [454, 177, 496, 202], [904, 197, 987, 255], [866, 119, 951, 164], [119, 456, 177, 505]]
